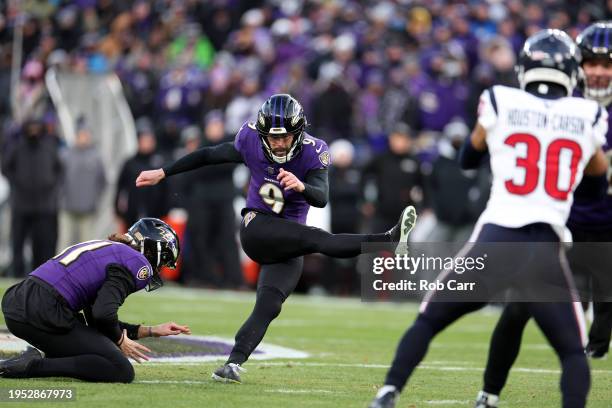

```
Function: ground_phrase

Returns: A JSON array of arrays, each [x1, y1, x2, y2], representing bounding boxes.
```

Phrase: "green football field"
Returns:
[[0, 280, 610, 408]]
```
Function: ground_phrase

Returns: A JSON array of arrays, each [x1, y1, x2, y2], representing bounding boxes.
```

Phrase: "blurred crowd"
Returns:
[[0, 0, 609, 294]]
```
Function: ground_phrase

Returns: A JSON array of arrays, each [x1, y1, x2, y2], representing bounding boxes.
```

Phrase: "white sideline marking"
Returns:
[[422, 400, 472, 405], [141, 361, 612, 375], [136, 382, 338, 394], [264, 389, 334, 394], [432, 342, 550, 351]]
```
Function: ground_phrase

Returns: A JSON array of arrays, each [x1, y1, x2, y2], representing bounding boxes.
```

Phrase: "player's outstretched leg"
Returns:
[[240, 206, 417, 264]]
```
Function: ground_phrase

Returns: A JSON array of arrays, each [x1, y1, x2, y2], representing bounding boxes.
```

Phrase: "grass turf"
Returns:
[[0, 280, 610, 407]]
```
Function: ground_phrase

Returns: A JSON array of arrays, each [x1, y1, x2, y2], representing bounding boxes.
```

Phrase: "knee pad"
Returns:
[[254, 286, 285, 321]]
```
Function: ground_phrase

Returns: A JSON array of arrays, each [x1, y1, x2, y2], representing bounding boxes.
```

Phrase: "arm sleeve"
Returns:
[[119, 321, 141, 340], [574, 174, 608, 201], [90, 265, 138, 343], [162, 142, 243, 177], [302, 168, 329, 208], [458, 134, 488, 169]]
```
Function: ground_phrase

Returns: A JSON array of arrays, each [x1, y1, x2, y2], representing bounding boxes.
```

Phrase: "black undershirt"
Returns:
[[162, 141, 329, 208], [85, 265, 140, 343]]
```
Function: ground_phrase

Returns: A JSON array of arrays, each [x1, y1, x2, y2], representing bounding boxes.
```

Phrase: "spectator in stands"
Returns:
[[58, 119, 107, 249], [117, 50, 157, 120], [356, 71, 386, 143], [329, 139, 361, 235], [167, 23, 215, 70], [407, 47, 470, 133], [467, 36, 518, 126], [311, 62, 355, 141], [324, 139, 361, 294], [2, 120, 62, 276], [115, 125, 168, 231], [14, 60, 48, 124], [224, 77, 264, 135], [362, 123, 425, 233], [176, 112, 242, 288], [426, 120, 490, 243], [156, 63, 207, 138]]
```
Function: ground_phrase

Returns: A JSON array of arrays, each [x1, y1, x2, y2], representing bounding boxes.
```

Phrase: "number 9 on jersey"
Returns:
[[259, 182, 285, 214]]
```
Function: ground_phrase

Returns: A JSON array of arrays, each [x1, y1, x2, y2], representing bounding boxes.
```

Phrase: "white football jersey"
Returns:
[[476, 85, 608, 239]]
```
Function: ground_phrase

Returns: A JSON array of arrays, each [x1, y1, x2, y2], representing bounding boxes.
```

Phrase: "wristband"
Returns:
[[148, 326, 153, 338], [117, 332, 125, 346]]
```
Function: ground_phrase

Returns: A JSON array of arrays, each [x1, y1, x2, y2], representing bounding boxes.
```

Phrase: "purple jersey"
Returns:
[[234, 122, 330, 224], [567, 104, 612, 232], [31, 241, 152, 311]]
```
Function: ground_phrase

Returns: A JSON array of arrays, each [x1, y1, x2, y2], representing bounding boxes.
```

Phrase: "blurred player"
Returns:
[[136, 94, 417, 383], [369, 30, 608, 408], [0, 218, 191, 382], [474, 22, 612, 408]]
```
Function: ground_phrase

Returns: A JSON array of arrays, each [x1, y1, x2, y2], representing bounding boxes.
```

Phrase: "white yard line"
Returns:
[[140, 360, 612, 375], [264, 389, 335, 394]]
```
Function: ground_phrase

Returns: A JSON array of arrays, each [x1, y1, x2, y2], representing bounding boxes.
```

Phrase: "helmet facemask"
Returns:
[[256, 94, 307, 164], [260, 130, 305, 164]]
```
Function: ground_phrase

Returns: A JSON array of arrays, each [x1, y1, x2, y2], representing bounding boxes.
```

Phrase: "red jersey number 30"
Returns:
[[504, 133, 582, 201]]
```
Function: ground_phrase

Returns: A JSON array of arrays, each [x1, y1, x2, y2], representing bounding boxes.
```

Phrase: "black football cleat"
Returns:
[[211, 363, 245, 384], [586, 344, 608, 359], [0, 347, 43, 378], [387, 205, 417, 254], [368, 386, 399, 408], [475, 391, 499, 408]]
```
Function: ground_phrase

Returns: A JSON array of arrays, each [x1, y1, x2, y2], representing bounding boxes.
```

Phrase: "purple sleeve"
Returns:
[[310, 139, 331, 170], [234, 122, 250, 154], [124, 255, 153, 291]]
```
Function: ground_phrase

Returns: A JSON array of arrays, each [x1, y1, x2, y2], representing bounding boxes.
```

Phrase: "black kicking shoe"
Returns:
[[586, 344, 608, 359], [0, 347, 43, 378]]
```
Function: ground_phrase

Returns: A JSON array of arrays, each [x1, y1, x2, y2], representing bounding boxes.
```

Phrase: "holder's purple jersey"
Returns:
[[567, 104, 612, 232], [234, 122, 330, 224], [30, 240, 153, 311]]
